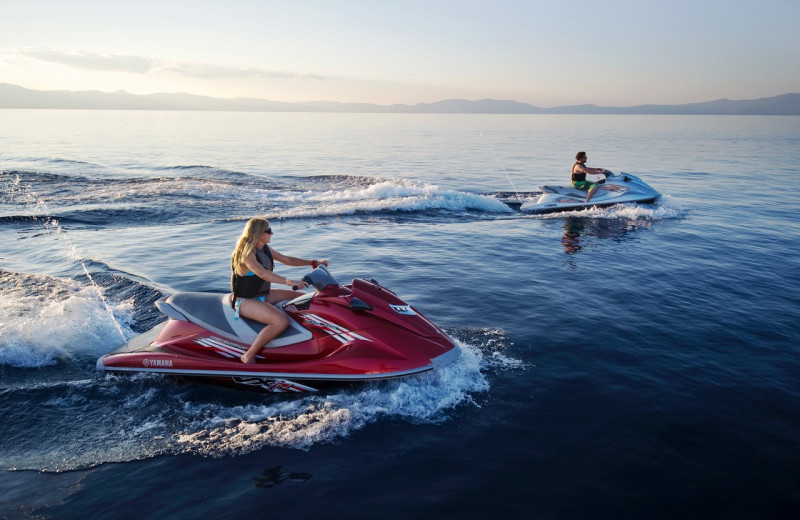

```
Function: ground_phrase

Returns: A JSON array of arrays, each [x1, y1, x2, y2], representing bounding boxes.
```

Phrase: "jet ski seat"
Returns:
[[157, 292, 312, 348]]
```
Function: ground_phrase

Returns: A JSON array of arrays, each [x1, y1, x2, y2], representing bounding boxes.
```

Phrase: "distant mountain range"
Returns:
[[1, 83, 798, 115]]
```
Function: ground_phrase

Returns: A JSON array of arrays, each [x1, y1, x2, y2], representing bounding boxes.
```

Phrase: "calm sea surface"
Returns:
[[1, 110, 799, 519]]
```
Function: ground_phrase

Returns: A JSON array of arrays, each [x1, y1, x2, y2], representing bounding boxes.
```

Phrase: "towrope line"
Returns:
[[2, 167, 128, 342], [483, 134, 522, 201], [451, 112, 523, 202]]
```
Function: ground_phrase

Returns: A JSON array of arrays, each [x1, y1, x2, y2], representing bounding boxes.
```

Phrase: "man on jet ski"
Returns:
[[571, 151, 610, 202], [231, 217, 329, 364]]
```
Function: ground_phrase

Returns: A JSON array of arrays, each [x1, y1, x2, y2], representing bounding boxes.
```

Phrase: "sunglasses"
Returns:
[[264, 228, 273, 235]]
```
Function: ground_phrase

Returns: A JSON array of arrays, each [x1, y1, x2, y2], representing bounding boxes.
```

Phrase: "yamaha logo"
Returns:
[[143, 358, 173, 368]]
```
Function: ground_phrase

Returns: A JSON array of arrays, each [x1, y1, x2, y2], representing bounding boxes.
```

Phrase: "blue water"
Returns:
[[1, 110, 799, 519]]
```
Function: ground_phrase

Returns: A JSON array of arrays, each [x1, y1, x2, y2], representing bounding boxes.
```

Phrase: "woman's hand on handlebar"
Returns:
[[287, 278, 308, 290]]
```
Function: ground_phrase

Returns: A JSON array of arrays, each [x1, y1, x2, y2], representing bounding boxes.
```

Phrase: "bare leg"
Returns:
[[238, 299, 290, 364], [585, 185, 599, 202]]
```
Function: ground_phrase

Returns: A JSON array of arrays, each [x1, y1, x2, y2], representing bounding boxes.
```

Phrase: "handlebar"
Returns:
[[292, 265, 339, 292]]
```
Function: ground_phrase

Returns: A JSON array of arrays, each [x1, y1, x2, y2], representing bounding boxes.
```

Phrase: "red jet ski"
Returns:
[[96, 266, 460, 392]]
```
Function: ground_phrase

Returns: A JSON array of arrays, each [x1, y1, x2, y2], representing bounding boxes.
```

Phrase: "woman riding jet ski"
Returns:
[[96, 265, 460, 393]]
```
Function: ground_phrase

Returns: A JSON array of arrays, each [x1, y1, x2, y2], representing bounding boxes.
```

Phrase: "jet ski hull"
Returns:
[[504, 172, 659, 214], [97, 270, 460, 392]]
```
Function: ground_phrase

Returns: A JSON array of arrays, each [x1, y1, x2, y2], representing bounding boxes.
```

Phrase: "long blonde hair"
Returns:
[[231, 218, 270, 276]]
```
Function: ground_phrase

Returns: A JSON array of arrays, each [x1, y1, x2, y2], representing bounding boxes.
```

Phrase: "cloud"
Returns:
[[6, 47, 324, 81], [161, 63, 325, 81], [14, 48, 154, 73]]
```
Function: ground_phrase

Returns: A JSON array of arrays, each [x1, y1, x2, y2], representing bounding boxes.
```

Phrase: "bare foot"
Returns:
[[241, 355, 256, 364]]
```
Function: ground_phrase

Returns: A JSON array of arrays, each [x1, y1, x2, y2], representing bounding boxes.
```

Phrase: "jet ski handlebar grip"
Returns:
[[293, 274, 314, 290]]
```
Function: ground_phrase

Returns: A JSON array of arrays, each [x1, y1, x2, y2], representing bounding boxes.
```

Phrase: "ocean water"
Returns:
[[1, 110, 799, 519]]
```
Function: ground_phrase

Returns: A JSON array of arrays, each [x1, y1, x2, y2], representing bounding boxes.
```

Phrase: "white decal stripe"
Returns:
[[197, 337, 245, 351], [232, 377, 319, 393], [197, 338, 226, 349], [213, 339, 245, 352], [304, 314, 372, 343], [312, 315, 345, 332], [215, 350, 239, 358], [195, 338, 246, 357], [214, 345, 244, 357]]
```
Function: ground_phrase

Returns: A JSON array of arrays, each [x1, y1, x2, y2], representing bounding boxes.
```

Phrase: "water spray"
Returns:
[[2, 165, 128, 342]]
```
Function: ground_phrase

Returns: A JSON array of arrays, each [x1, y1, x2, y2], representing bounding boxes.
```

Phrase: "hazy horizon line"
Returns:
[[1, 83, 798, 115]]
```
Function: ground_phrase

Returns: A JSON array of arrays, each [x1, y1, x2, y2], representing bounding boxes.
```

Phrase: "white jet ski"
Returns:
[[499, 172, 659, 214]]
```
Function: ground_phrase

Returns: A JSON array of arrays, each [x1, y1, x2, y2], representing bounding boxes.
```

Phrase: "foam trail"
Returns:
[[172, 339, 506, 457], [3, 336, 521, 471], [274, 179, 512, 218], [537, 195, 688, 220]]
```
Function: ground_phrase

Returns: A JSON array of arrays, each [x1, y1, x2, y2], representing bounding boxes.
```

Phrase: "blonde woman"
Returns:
[[231, 218, 329, 364]]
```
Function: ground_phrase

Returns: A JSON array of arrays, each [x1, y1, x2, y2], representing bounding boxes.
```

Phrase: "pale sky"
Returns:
[[1, 0, 798, 107]]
